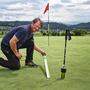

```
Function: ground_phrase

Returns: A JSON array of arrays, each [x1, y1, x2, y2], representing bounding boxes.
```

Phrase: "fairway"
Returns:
[[0, 36, 90, 90]]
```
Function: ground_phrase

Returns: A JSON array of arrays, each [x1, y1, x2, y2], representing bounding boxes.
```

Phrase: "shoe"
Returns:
[[25, 61, 38, 68]]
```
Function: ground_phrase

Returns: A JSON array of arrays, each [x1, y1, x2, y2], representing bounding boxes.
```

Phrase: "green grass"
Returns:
[[0, 36, 90, 90]]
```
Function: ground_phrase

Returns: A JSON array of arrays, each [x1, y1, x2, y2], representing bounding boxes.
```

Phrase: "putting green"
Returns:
[[0, 36, 90, 90]]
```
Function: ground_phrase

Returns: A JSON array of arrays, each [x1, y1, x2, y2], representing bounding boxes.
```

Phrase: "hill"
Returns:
[[0, 21, 90, 31], [69, 22, 90, 30]]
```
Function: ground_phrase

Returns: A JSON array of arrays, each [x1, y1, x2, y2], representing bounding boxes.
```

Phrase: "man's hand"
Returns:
[[9, 35, 22, 59], [34, 44, 47, 56], [15, 52, 22, 59], [40, 51, 46, 56]]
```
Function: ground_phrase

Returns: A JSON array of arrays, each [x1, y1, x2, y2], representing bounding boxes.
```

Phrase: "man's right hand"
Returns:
[[9, 35, 22, 59], [15, 52, 22, 59]]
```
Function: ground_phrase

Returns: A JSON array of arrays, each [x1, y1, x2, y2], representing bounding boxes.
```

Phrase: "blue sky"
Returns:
[[0, 0, 90, 24]]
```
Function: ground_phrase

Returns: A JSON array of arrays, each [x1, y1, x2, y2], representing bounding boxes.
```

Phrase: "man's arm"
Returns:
[[34, 44, 46, 56], [9, 35, 22, 59]]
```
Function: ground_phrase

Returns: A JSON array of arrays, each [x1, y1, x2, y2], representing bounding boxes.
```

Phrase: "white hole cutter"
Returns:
[[43, 55, 50, 79]]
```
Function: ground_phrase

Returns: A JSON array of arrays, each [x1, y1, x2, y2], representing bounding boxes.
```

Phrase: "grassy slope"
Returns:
[[0, 36, 90, 90]]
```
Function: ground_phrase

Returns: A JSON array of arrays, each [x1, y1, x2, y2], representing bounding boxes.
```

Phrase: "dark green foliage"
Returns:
[[40, 30, 48, 36], [72, 29, 88, 36], [60, 31, 66, 36], [51, 31, 60, 36], [0, 21, 90, 36]]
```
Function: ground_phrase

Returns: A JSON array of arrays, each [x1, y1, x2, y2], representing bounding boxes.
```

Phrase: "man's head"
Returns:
[[31, 18, 43, 32]]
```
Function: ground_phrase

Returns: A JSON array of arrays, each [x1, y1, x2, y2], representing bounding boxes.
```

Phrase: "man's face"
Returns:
[[31, 20, 41, 32]]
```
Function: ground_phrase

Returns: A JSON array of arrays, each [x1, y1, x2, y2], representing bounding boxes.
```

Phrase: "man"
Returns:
[[0, 18, 46, 70]]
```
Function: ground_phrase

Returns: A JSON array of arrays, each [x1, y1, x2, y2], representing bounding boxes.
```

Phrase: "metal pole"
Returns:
[[63, 30, 67, 65], [48, 4, 49, 46]]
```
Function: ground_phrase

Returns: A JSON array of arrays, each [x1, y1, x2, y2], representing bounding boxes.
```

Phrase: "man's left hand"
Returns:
[[41, 51, 46, 56]]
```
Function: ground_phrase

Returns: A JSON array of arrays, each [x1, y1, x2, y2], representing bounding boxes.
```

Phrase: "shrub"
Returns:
[[72, 29, 87, 36]]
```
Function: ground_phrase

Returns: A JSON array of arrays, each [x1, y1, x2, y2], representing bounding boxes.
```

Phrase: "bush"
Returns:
[[60, 31, 66, 36], [72, 29, 87, 36], [0, 31, 4, 35], [40, 30, 52, 36], [51, 31, 60, 36], [34, 32, 42, 36]]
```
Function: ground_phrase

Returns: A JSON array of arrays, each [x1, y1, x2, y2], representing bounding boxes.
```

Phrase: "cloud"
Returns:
[[51, 7, 76, 24], [71, 0, 88, 4], [49, 0, 62, 6], [83, 1, 90, 4], [61, 0, 70, 3], [0, 1, 42, 21], [7, 3, 35, 11], [0, 0, 90, 24]]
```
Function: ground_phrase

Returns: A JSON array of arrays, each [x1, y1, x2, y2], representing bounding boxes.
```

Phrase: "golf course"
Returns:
[[0, 36, 90, 90]]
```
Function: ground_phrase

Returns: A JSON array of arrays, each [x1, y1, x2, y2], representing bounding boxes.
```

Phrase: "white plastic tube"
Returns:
[[43, 56, 50, 78]]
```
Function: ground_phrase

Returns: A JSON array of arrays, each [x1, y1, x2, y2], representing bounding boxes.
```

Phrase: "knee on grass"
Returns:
[[10, 64, 21, 70]]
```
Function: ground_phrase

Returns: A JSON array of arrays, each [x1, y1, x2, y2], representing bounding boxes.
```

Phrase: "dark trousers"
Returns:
[[0, 40, 34, 70], [20, 40, 34, 63]]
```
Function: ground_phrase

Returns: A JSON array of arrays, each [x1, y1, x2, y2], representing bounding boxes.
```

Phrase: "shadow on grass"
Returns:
[[39, 65, 46, 77], [0, 68, 18, 78], [0, 65, 47, 79], [41, 77, 63, 87], [21, 65, 46, 78]]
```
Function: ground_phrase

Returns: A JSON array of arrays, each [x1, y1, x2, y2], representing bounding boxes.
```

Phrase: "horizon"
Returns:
[[0, 20, 90, 25]]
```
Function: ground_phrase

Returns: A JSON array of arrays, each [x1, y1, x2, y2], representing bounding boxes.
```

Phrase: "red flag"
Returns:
[[43, 3, 49, 14]]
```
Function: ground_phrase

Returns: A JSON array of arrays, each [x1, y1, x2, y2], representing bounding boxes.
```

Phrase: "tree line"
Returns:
[[0, 21, 90, 36]]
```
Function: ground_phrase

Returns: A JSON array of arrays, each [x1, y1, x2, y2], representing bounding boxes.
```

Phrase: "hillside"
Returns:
[[0, 21, 90, 31], [70, 22, 90, 30]]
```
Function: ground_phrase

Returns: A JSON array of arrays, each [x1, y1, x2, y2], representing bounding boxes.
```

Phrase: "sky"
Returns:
[[0, 0, 90, 24]]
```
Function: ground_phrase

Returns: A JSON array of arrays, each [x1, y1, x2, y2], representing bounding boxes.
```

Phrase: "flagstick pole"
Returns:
[[48, 6, 49, 46]]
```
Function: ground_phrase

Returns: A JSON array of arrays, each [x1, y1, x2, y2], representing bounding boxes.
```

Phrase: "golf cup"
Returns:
[[61, 67, 66, 79]]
